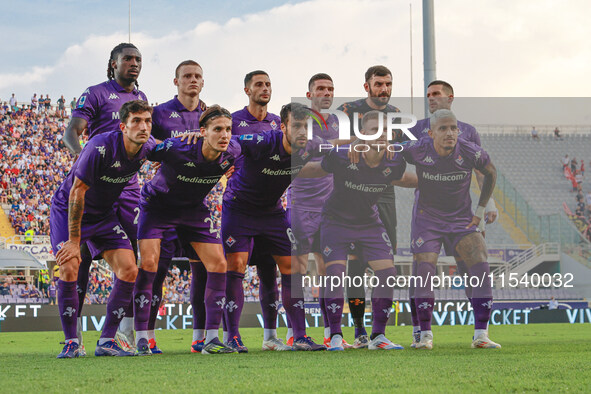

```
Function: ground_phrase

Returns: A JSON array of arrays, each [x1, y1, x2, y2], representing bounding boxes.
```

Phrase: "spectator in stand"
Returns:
[[575, 170, 583, 191], [531, 126, 540, 141], [571, 157, 578, 173], [0, 282, 12, 296], [554, 127, 562, 140], [580, 160, 585, 175], [548, 297, 558, 310], [48, 281, 57, 304], [57, 95, 66, 118], [44, 94, 51, 113], [9, 93, 17, 112], [70, 97, 76, 114], [586, 191, 591, 218], [31, 94, 38, 110]]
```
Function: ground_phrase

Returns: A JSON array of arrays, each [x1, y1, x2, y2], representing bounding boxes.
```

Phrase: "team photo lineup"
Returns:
[[44, 41, 504, 358]]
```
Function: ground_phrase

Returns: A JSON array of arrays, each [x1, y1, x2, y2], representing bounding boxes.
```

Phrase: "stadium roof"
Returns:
[[0, 249, 46, 270]]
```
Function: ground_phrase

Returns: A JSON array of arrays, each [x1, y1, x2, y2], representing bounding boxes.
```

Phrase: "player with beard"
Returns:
[[298, 111, 416, 350], [336, 65, 403, 348], [288, 73, 352, 348], [52, 100, 157, 358], [406, 80, 498, 347], [226, 71, 289, 350], [403, 109, 500, 349], [133, 106, 239, 355], [62, 43, 147, 355], [145, 60, 211, 354]]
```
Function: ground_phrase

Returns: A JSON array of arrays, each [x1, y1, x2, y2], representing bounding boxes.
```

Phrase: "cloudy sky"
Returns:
[[1, 0, 589, 118]]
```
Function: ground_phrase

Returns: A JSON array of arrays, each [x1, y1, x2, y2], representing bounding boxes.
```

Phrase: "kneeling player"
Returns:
[[402, 109, 500, 349], [134, 106, 240, 355], [299, 111, 417, 350], [51, 101, 157, 358]]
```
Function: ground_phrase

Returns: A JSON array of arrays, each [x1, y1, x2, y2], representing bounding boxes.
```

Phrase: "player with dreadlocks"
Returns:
[[62, 42, 148, 356]]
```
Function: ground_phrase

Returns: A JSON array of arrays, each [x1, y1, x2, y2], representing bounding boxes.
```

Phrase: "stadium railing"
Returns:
[[475, 124, 590, 136], [494, 168, 591, 270], [0, 235, 50, 248]]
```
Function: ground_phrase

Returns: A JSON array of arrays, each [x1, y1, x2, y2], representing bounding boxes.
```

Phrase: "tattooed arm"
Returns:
[[55, 177, 90, 266], [466, 162, 497, 231]]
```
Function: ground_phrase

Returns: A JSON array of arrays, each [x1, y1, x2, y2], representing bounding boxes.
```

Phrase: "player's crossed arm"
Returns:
[[467, 161, 497, 231]]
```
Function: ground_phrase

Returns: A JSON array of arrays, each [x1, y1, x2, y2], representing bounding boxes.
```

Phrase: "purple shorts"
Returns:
[[221, 203, 293, 256], [410, 210, 477, 255], [159, 230, 200, 261], [291, 208, 322, 255], [320, 215, 393, 263], [113, 186, 140, 241], [138, 205, 221, 245], [50, 205, 133, 259]]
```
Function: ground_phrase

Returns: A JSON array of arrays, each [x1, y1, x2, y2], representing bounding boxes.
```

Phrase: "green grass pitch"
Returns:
[[1, 324, 589, 392]]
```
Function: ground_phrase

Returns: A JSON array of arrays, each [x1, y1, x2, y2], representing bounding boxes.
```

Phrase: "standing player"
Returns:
[[336, 65, 403, 347], [62, 43, 147, 354], [146, 60, 209, 354], [298, 111, 417, 350], [288, 73, 352, 348], [228, 70, 286, 350], [406, 80, 498, 347], [51, 100, 156, 358], [223, 103, 345, 351], [133, 105, 239, 355], [402, 109, 500, 349]]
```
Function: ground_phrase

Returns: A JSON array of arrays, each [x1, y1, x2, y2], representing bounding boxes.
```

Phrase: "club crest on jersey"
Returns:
[[300, 151, 310, 161], [56, 241, 66, 250], [270, 120, 278, 130], [111, 161, 121, 168], [415, 237, 424, 247], [455, 155, 464, 165], [169, 111, 180, 119], [220, 159, 230, 169], [382, 167, 392, 177], [108, 93, 119, 100], [331, 121, 339, 131], [423, 156, 434, 164], [225, 236, 236, 247], [135, 295, 149, 309], [323, 246, 333, 256]]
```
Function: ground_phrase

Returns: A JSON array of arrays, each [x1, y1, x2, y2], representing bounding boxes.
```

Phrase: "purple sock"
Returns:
[[190, 261, 207, 330], [409, 259, 419, 327], [76, 248, 92, 316], [257, 260, 279, 329], [148, 258, 170, 331], [281, 273, 306, 339], [469, 262, 493, 330], [371, 267, 396, 337], [415, 262, 436, 331], [325, 265, 345, 336], [318, 283, 329, 329], [224, 271, 245, 339], [455, 259, 473, 301], [102, 278, 134, 339], [204, 272, 226, 330], [134, 268, 156, 331], [58, 280, 79, 340]]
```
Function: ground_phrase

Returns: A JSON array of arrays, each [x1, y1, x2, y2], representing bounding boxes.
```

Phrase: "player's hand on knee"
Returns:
[[55, 240, 81, 266]]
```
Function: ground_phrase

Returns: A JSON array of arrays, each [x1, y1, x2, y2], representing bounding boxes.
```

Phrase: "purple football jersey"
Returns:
[[223, 130, 324, 214], [141, 137, 240, 209], [151, 96, 206, 140], [72, 79, 148, 139], [408, 117, 481, 146], [321, 148, 406, 224], [402, 138, 490, 223], [52, 131, 157, 218], [288, 114, 339, 212], [231, 107, 281, 136]]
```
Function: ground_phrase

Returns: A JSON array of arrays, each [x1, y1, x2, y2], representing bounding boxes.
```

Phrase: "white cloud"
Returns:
[[1, 0, 589, 114]]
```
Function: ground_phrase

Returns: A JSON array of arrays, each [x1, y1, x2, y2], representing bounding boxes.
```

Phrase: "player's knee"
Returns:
[[118, 263, 138, 282], [60, 261, 79, 281], [207, 256, 227, 273], [227, 257, 246, 273], [139, 255, 158, 272]]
